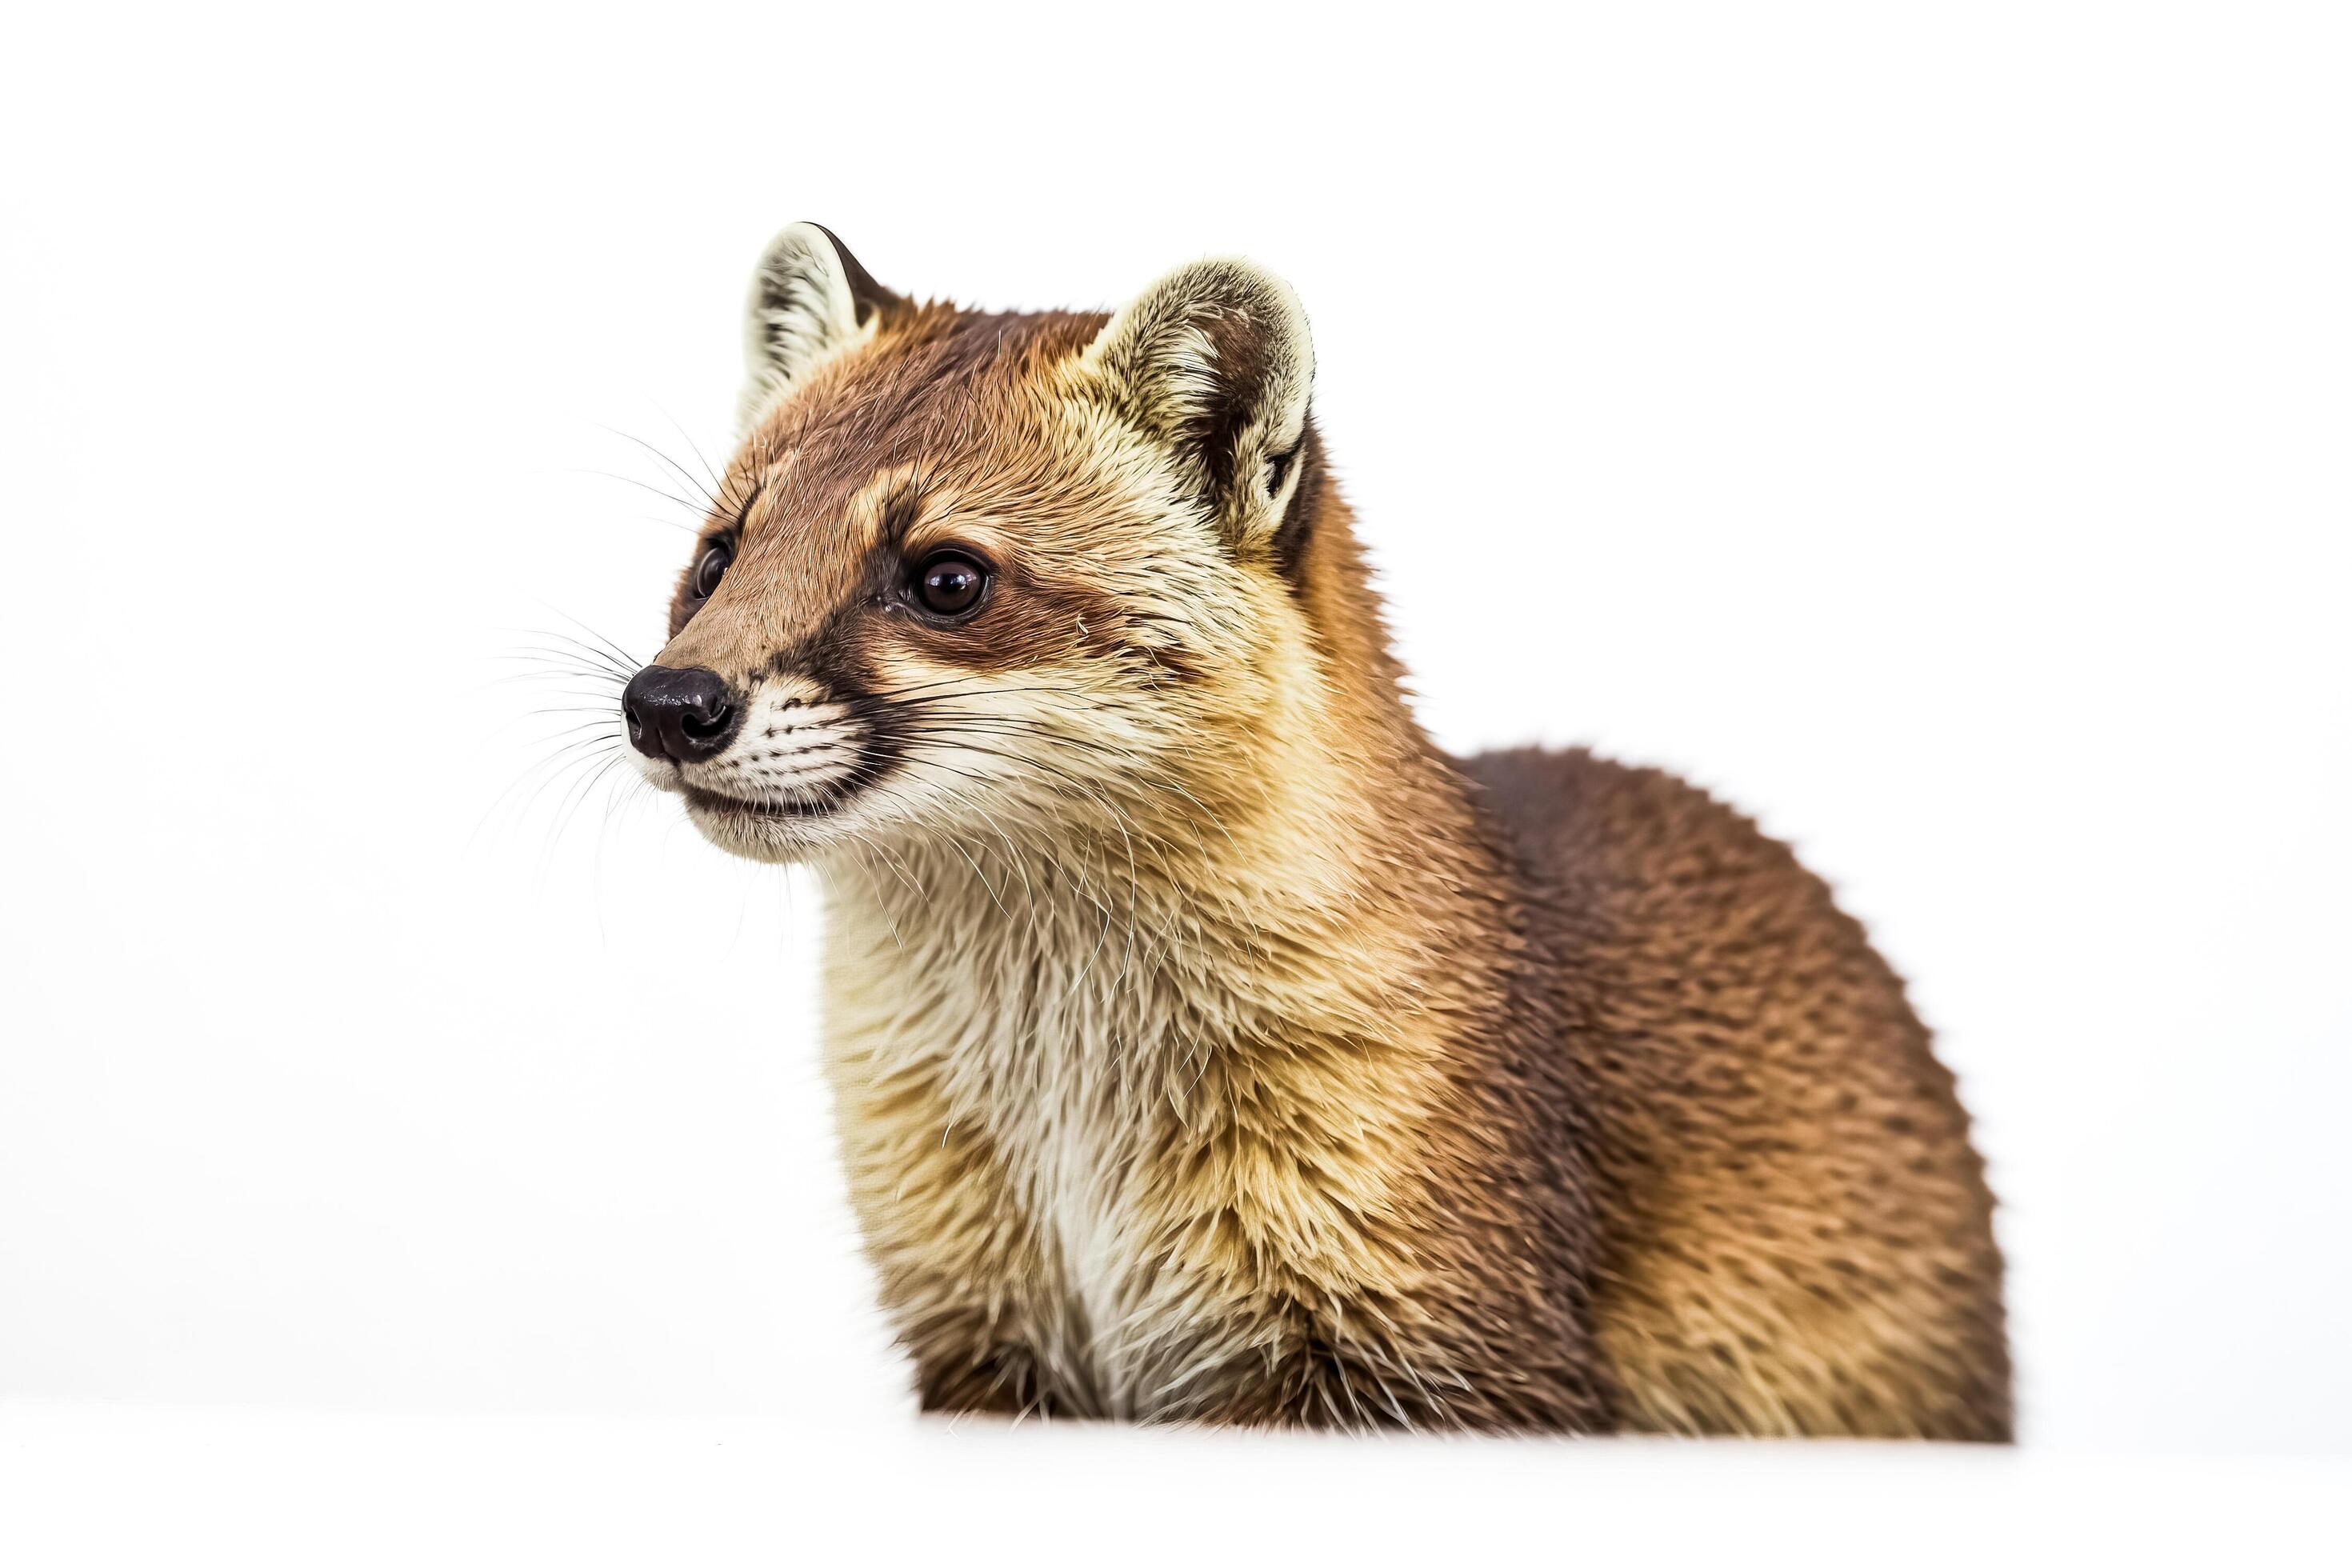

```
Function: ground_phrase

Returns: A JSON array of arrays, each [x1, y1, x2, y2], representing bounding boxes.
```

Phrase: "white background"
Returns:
[[3, 1, 2346, 1558]]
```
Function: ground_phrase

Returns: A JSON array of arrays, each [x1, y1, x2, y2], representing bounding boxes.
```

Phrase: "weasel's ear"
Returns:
[[1080, 258, 1315, 551], [739, 223, 902, 429]]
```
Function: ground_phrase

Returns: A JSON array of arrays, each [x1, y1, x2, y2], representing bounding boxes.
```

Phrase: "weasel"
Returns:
[[618, 223, 2011, 1438]]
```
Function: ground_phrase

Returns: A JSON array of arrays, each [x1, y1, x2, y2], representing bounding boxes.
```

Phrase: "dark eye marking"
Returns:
[[907, 550, 990, 619], [1264, 434, 1305, 498], [670, 480, 762, 633], [880, 488, 926, 546]]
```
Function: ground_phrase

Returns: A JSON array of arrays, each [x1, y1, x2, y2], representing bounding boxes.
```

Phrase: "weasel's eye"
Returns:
[[692, 542, 733, 598], [912, 552, 989, 618]]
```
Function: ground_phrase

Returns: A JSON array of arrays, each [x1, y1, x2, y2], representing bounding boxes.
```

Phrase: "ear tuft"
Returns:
[[738, 223, 902, 430], [1082, 258, 1315, 550]]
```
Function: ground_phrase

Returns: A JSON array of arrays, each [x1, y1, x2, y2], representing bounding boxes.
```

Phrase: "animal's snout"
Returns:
[[622, 665, 739, 763]]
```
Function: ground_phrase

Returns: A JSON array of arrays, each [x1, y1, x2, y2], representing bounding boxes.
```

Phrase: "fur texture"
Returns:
[[623, 227, 2010, 1438]]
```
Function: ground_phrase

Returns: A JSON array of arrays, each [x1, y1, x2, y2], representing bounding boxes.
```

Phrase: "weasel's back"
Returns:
[[1459, 746, 2011, 1440]]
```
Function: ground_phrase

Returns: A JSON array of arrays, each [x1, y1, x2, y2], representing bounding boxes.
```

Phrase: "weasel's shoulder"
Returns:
[[1453, 742, 1886, 982], [1455, 745, 1804, 896]]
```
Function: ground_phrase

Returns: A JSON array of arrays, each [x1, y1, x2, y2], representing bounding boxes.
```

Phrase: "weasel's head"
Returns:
[[622, 223, 1334, 866]]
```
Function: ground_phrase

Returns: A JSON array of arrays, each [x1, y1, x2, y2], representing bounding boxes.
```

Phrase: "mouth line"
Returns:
[[680, 781, 850, 821]]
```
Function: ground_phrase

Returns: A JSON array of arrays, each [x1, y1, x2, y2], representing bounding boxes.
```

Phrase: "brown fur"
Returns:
[[629, 229, 2010, 1439]]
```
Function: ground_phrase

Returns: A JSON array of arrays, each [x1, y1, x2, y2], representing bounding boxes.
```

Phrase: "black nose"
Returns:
[[622, 666, 739, 764]]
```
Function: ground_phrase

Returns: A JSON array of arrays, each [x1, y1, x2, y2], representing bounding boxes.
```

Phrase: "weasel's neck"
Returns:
[[814, 694, 1514, 1107]]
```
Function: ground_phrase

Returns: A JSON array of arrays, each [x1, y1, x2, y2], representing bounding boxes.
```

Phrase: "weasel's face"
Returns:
[[621, 226, 1318, 866]]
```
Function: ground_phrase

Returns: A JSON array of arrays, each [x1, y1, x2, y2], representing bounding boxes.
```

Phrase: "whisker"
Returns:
[[600, 424, 718, 514], [652, 405, 730, 498], [529, 614, 646, 678], [575, 467, 717, 519]]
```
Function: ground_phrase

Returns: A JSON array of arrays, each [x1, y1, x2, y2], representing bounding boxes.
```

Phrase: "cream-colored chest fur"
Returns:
[[813, 791, 1463, 1420], [817, 851, 1216, 1414]]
